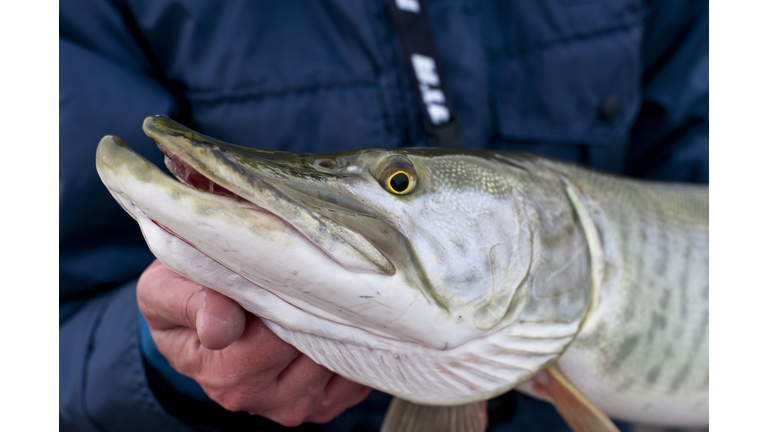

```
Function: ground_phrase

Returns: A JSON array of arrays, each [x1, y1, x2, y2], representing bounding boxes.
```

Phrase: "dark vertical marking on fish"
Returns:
[[679, 243, 692, 320], [608, 334, 641, 371], [668, 358, 692, 395], [629, 190, 649, 322], [691, 311, 708, 352], [614, 377, 636, 394], [577, 321, 607, 349], [635, 221, 647, 292], [650, 196, 669, 279], [646, 311, 667, 344], [637, 225, 648, 277], [669, 312, 708, 395], [659, 288, 670, 310], [663, 344, 674, 359], [645, 364, 662, 386]]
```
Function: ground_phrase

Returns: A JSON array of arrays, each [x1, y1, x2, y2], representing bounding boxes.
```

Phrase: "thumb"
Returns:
[[195, 286, 247, 350], [137, 260, 246, 350]]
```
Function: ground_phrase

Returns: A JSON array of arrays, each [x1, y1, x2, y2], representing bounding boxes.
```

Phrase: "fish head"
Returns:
[[96, 116, 535, 352]]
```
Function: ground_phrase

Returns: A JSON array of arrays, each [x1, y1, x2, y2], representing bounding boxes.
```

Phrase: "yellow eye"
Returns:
[[380, 163, 417, 195], [387, 171, 411, 194], [376, 155, 418, 195]]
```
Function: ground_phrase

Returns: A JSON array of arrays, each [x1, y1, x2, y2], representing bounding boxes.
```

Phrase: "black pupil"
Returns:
[[390, 173, 409, 192]]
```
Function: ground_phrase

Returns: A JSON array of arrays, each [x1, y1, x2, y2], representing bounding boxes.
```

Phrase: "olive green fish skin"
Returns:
[[472, 155, 708, 426], [99, 116, 708, 426], [547, 161, 708, 425]]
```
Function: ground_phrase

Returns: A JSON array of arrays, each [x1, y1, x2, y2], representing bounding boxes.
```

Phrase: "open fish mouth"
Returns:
[[154, 142, 305, 236], [159, 143, 241, 200], [137, 115, 395, 276], [150, 143, 310, 254]]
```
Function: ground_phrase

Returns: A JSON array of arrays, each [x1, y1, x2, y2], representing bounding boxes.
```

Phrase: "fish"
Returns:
[[95, 115, 708, 431]]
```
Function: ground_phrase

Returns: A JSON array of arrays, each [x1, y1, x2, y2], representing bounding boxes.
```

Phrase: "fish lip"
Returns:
[[155, 141, 313, 242], [143, 115, 396, 276], [158, 142, 241, 199]]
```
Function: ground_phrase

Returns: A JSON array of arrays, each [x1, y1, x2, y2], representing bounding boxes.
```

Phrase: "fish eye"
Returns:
[[379, 162, 417, 195], [388, 171, 410, 193]]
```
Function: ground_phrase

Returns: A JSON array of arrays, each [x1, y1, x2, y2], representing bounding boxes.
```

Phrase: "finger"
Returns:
[[149, 325, 207, 377], [323, 374, 371, 408], [274, 353, 335, 403], [137, 260, 204, 330], [308, 375, 371, 424], [226, 315, 301, 372], [137, 260, 245, 350], [251, 354, 335, 425], [193, 316, 302, 398], [196, 286, 246, 350]]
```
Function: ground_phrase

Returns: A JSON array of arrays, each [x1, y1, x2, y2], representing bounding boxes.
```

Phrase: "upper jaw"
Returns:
[[142, 115, 395, 276]]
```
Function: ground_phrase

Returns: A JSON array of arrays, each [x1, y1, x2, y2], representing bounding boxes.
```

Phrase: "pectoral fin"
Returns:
[[381, 397, 488, 432], [533, 365, 620, 432]]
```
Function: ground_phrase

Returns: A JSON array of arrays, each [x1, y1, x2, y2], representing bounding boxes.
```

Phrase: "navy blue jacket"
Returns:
[[60, 1, 708, 431]]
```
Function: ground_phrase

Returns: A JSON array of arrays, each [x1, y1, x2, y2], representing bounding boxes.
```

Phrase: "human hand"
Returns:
[[136, 260, 371, 426]]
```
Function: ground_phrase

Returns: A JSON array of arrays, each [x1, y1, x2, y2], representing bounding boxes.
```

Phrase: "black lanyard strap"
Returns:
[[386, 0, 465, 148]]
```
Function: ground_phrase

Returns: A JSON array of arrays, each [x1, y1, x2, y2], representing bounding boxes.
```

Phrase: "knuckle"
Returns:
[[353, 386, 372, 404], [162, 336, 205, 376], [271, 410, 306, 428], [213, 391, 256, 413], [166, 355, 196, 378], [309, 410, 339, 425], [181, 289, 199, 329], [204, 381, 265, 414], [270, 399, 313, 427], [216, 400, 240, 413]]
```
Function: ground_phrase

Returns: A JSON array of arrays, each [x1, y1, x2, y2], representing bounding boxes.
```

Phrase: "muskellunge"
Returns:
[[96, 116, 708, 431]]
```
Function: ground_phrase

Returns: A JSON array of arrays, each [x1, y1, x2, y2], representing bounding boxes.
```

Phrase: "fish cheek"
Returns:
[[471, 280, 528, 331]]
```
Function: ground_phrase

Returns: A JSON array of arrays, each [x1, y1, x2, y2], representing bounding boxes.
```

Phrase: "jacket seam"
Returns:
[[130, 300, 195, 431], [81, 292, 116, 432]]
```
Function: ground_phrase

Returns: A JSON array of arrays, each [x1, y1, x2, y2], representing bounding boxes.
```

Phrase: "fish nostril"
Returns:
[[318, 159, 335, 169]]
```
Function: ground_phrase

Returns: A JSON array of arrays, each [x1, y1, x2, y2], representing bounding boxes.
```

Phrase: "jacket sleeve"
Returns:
[[59, 6, 290, 430], [59, 278, 196, 432], [626, 0, 709, 183], [59, 2, 197, 427]]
